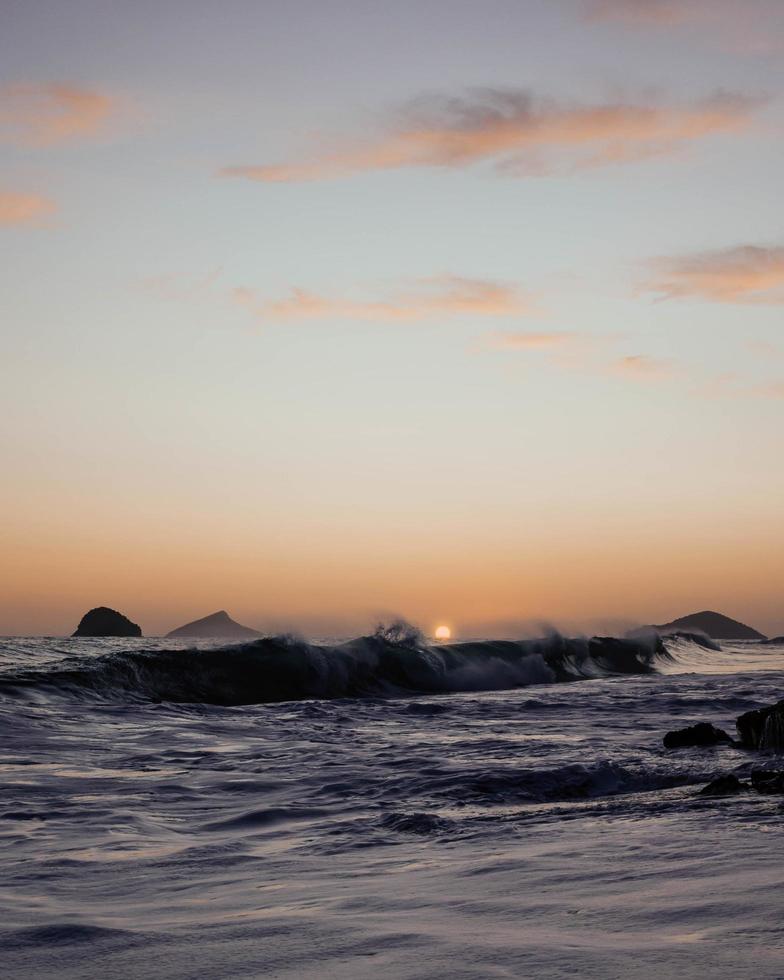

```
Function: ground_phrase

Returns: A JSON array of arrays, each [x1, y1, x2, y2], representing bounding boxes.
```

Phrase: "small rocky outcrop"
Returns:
[[697, 771, 784, 796], [72, 607, 142, 637], [751, 769, 784, 793], [699, 774, 745, 796], [736, 700, 784, 752], [663, 722, 733, 749]]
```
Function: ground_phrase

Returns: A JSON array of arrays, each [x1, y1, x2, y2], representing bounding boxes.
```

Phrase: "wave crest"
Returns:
[[0, 628, 669, 706]]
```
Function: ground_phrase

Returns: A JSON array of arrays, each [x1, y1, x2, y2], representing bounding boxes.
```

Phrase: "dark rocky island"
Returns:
[[653, 610, 765, 641], [166, 610, 261, 639], [73, 606, 142, 637]]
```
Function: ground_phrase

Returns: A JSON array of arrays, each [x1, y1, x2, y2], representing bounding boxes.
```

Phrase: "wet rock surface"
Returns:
[[663, 722, 733, 749], [750, 769, 784, 794], [699, 774, 745, 796], [736, 699, 784, 751]]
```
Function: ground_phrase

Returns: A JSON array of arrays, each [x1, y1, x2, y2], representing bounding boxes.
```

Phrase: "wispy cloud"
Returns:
[[746, 339, 781, 358], [141, 269, 224, 303], [0, 191, 56, 227], [484, 329, 654, 378], [586, 0, 713, 26], [753, 381, 784, 399], [584, 1, 784, 53], [219, 88, 761, 183], [0, 83, 115, 146], [612, 354, 675, 379], [233, 276, 534, 323], [643, 245, 784, 304], [483, 330, 678, 384], [485, 331, 574, 351], [486, 327, 779, 398]]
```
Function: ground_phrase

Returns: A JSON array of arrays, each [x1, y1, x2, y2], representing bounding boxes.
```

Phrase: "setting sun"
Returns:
[[434, 625, 451, 641]]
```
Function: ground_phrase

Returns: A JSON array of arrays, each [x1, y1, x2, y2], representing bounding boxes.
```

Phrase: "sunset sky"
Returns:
[[1, 0, 783, 637]]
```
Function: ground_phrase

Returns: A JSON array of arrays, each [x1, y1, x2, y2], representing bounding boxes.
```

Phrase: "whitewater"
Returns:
[[2, 630, 784, 978]]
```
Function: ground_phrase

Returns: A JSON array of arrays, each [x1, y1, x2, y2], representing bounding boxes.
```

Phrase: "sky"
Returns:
[[1, 0, 783, 638]]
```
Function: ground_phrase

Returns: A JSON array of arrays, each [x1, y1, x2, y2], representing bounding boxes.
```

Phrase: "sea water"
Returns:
[[1, 632, 783, 978]]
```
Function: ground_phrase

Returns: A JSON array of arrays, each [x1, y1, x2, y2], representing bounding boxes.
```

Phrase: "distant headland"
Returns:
[[69, 606, 260, 639], [650, 610, 766, 641], [65, 605, 772, 641], [166, 610, 261, 639]]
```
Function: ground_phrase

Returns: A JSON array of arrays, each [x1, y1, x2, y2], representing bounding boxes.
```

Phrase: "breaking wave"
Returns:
[[0, 624, 672, 706]]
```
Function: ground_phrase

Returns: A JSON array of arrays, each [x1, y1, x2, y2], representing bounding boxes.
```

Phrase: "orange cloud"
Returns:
[[0, 191, 56, 226], [219, 88, 760, 183], [0, 83, 114, 146], [234, 277, 533, 322], [485, 331, 574, 351], [484, 332, 679, 385], [644, 246, 784, 304]]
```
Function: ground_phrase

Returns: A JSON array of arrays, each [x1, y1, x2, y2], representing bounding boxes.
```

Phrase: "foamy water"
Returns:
[[1, 633, 783, 978]]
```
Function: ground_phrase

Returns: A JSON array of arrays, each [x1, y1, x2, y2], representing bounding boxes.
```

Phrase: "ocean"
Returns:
[[1, 630, 784, 978]]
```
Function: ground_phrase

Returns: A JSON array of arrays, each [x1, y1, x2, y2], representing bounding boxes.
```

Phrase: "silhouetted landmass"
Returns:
[[166, 610, 261, 639], [73, 607, 141, 637], [654, 610, 765, 641]]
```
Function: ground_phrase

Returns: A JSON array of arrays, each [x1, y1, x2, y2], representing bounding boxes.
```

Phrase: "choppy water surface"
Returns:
[[2, 632, 784, 978]]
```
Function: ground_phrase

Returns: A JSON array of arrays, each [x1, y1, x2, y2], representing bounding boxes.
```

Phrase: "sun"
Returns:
[[434, 625, 451, 641]]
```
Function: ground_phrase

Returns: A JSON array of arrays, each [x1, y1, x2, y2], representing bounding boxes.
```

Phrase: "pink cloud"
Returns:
[[0, 83, 115, 146], [586, 0, 709, 26], [753, 381, 784, 399], [219, 88, 761, 183], [0, 191, 56, 227], [643, 246, 784, 304], [584, 0, 784, 53], [234, 277, 534, 322]]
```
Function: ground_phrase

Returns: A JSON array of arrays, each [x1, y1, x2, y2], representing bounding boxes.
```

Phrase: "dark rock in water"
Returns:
[[663, 722, 733, 749], [166, 610, 261, 639], [699, 774, 745, 796], [751, 769, 784, 793], [72, 606, 141, 638], [761, 636, 784, 645], [737, 700, 784, 752], [653, 610, 765, 641]]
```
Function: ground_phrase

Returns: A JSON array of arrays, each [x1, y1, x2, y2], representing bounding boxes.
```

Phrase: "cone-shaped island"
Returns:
[[166, 610, 261, 639]]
